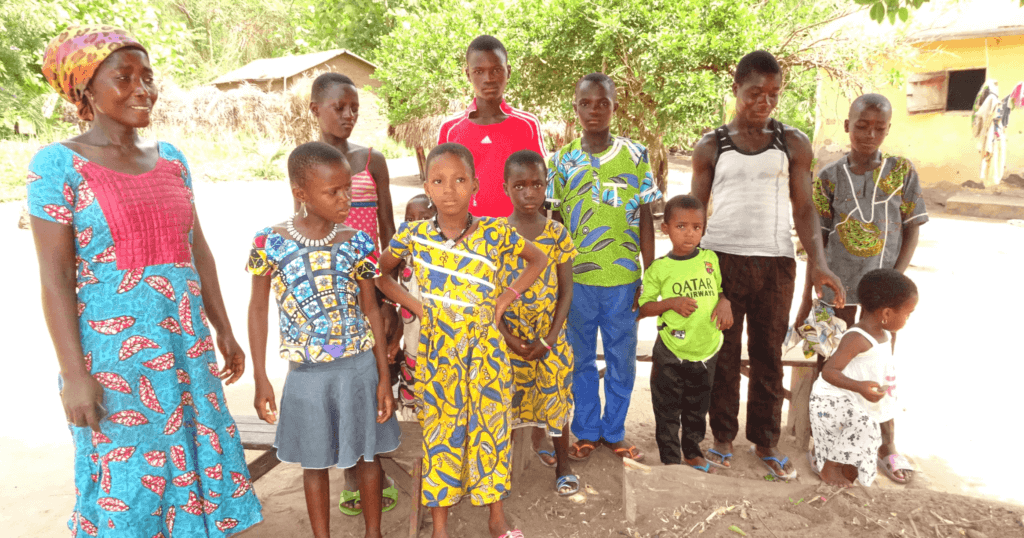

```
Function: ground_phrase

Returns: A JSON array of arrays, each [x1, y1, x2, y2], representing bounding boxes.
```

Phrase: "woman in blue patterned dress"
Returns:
[[28, 25, 262, 535]]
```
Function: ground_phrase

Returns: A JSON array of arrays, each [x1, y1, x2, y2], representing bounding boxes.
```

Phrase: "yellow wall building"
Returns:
[[814, 3, 1024, 187]]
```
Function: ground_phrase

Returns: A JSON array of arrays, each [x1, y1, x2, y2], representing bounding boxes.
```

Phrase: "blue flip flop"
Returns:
[[535, 449, 557, 468], [750, 445, 798, 480], [555, 474, 580, 496], [706, 448, 732, 469], [690, 461, 713, 473]]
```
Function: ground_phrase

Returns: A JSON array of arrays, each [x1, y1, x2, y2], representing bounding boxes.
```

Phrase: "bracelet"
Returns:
[[382, 298, 397, 307], [540, 339, 552, 351], [507, 287, 521, 300]]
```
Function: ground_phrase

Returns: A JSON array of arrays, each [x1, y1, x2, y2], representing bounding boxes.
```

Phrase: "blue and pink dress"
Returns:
[[28, 142, 263, 536]]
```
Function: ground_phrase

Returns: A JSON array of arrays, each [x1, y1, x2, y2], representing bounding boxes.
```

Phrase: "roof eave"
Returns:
[[910, 26, 1024, 43]]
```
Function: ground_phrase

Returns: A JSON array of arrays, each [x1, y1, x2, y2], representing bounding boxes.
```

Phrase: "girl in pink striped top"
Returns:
[[309, 73, 396, 252]]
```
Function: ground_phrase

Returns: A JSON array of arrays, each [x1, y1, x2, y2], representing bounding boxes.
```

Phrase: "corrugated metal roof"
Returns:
[[909, 0, 1024, 42], [210, 49, 378, 85]]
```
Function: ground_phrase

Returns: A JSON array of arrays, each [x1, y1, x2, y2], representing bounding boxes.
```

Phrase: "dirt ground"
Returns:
[[3, 155, 1024, 537]]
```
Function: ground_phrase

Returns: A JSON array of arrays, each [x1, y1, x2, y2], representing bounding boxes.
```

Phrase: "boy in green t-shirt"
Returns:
[[639, 195, 733, 472]]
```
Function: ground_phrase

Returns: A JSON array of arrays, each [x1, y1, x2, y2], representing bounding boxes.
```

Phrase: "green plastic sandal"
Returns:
[[338, 489, 361, 516], [382, 477, 398, 513]]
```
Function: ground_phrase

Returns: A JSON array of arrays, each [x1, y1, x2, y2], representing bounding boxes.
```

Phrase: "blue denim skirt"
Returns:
[[275, 349, 402, 469]]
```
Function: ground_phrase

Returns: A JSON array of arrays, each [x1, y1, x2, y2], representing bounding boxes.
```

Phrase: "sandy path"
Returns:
[[2, 158, 1022, 536]]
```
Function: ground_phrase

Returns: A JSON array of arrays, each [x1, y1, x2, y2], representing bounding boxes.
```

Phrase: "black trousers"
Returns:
[[650, 337, 718, 463], [708, 252, 796, 448]]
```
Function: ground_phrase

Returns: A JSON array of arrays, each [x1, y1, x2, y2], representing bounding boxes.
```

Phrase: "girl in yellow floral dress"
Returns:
[[496, 150, 579, 497], [377, 143, 546, 538]]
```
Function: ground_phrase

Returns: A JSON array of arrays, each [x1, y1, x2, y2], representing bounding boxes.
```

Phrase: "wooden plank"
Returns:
[[738, 364, 792, 401], [408, 458, 424, 538], [378, 421, 425, 460], [380, 457, 414, 498], [247, 448, 281, 482], [787, 366, 817, 452], [235, 415, 277, 451], [510, 428, 531, 486]]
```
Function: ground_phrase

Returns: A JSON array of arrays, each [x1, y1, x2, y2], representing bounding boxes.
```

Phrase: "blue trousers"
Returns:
[[567, 281, 639, 444]]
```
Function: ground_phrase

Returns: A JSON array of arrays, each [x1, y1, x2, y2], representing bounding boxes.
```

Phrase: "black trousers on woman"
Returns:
[[650, 336, 718, 464]]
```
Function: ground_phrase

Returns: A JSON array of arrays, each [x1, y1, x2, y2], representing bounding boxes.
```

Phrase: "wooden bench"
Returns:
[[236, 415, 431, 538]]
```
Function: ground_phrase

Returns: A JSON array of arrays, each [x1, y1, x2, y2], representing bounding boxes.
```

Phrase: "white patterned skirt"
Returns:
[[810, 392, 881, 486]]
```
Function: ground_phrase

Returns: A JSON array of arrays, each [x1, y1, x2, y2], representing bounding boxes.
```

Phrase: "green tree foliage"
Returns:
[[0, 2, 69, 131], [374, 0, 912, 190], [857, 0, 928, 24]]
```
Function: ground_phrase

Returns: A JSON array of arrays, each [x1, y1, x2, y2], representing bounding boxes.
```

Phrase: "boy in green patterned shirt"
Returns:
[[547, 73, 662, 462], [639, 195, 733, 472]]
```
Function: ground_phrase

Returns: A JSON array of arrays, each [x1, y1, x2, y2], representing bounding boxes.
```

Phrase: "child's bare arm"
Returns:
[[821, 331, 884, 402], [787, 128, 845, 309], [247, 274, 276, 424], [710, 294, 733, 330], [376, 248, 423, 319], [497, 240, 546, 321], [544, 260, 575, 347], [639, 204, 655, 271], [893, 223, 921, 273], [638, 297, 698, 319], [370, 151, 397, 249], [496, 317, 531, 359], [690, 133, 716, 208], [359, 278, 395, 423]]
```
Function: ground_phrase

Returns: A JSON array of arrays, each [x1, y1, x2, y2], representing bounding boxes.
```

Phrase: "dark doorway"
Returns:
[[946, 68, 986, 111]]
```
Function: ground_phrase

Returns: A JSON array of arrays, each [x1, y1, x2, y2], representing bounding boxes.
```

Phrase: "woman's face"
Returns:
[[85, 48, 157, 128]]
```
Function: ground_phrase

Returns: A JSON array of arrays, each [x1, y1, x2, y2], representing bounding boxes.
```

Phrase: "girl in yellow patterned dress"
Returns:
[[377, 143, 546, 538], [496, 150, 579, 497]]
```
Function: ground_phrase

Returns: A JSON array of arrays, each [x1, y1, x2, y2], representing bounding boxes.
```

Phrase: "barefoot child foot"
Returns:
[[819, 460, 853, 488]]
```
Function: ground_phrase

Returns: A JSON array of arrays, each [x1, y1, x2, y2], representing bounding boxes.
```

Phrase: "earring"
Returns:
[[301, 201, 308, 218], [882, 318, 888, 325], [472, 195, 478, 207], [427, 198, 433, 209]]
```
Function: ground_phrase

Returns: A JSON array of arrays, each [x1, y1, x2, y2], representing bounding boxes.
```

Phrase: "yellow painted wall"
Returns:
[[815, 34, 1024, 187]]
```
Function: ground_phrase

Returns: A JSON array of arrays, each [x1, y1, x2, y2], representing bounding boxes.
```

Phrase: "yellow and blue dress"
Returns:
[[388, 217, 525, 507], [499, 218, 578, 435]]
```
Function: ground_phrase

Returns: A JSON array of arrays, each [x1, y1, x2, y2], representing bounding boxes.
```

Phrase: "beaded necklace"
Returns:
[[287, 215, 339, 247]]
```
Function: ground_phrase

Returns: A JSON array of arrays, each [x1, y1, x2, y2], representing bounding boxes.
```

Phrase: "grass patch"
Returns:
[[0, 140, 40, 203]]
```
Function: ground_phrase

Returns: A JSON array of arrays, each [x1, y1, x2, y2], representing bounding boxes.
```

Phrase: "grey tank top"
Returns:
[[700, 119, 795, 258]]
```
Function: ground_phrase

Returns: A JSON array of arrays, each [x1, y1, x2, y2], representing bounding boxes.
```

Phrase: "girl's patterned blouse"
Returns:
[[247, 227, 379, 363]]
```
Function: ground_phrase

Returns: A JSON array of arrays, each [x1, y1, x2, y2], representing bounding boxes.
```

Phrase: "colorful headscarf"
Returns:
[[41, 25, 147, 116]]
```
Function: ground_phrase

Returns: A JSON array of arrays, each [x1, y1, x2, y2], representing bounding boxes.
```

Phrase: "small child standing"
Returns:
[[497, 150, 579, 496], [797, 93, 928, 484], [810, 269, 918, 488], [377, 143, 547, 538], [394, 194, 436, 418], [247, 142, 400, 538], [638, 196, 733, 472]]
